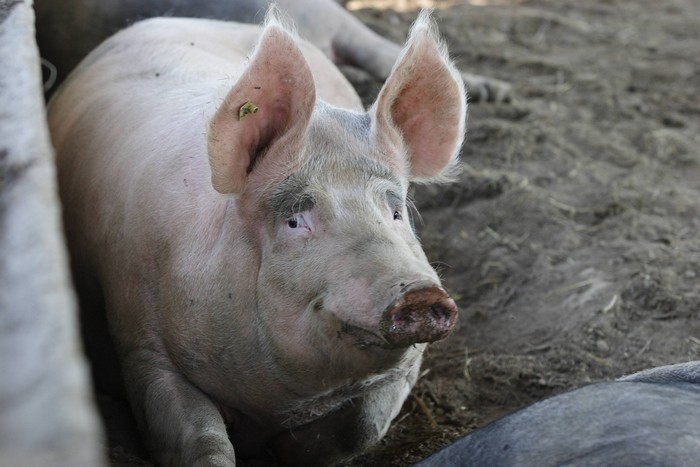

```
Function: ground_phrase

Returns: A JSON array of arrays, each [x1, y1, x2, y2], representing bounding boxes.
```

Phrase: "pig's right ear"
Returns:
[[207, 22, 316, 194]]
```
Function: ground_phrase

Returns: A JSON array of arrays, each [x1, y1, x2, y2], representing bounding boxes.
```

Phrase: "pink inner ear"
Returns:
[[374, 25, 466, 180], [391, 70, 462, 178], [208, 25, 316, 194]]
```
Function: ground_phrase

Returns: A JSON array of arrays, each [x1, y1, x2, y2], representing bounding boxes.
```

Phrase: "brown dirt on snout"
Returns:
[[383, 285, 458, 346], [103, 1, 700, 465]]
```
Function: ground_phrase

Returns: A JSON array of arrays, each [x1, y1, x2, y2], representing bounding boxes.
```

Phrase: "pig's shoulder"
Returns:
[[68, 17, 258, 80], [120, 17, 261, 47], [98, 17, 262, 64]]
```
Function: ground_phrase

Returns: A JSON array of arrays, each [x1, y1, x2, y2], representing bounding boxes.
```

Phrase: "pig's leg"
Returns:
[[269, 364, 419, 466], [120, 349, 235, 466], [458, 71, 513, 103]]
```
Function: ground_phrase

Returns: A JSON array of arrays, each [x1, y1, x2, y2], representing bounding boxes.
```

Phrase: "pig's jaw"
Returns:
[[274, 346, 423, 429], [314, 296, 425, 352], [307, 297, 413, 359]]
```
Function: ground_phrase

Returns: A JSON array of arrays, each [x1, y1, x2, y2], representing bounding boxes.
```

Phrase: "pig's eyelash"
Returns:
[[406, 198, 422, 227]]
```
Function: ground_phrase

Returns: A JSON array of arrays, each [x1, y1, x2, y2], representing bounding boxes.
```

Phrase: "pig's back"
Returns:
[[50, 17, 359, 146], [48, 17, 360, 273], [48, 20, 250, 266], [49, 17, 360, 213]]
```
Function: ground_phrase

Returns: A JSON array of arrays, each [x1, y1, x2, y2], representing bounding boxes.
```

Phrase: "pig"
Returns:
[[34, 0, 511, 102], [417, 361, 700, 466], [47, 7, 464, 466], [0, 1, 104, 465]]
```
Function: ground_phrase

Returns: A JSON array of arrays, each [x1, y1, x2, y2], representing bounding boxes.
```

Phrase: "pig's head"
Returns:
[[207, 12, 465, 381]]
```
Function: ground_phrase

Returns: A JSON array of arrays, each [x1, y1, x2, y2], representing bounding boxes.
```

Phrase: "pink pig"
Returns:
[[48, 9, 465, 466]]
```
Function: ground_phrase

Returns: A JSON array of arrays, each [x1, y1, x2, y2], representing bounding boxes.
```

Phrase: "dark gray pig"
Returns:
[[47, 7, 464, 467], [34, 0, 511, 102], [417, 361, 700, 466]]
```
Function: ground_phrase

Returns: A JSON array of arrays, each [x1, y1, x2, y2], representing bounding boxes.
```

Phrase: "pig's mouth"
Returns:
[[335, 285, 458, 350], [340, 321, 393, 350]]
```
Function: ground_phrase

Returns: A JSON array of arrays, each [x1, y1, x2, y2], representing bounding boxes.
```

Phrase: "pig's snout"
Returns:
[[381, 284, 458, 347]]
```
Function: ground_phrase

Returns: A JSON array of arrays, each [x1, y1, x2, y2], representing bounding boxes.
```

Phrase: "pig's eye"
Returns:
[[287, 214, 307, 229], [393, 210, 402, 221]]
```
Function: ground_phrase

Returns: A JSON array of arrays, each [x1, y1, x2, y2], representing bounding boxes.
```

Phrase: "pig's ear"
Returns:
[[207, 19, 315, 194], [371, 11, 467, 183]]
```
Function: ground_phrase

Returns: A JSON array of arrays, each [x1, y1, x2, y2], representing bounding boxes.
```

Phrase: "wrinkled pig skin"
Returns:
[[34, 0, 512, 102], [418, 361, 700, 466], [47, 9, 465, 467]]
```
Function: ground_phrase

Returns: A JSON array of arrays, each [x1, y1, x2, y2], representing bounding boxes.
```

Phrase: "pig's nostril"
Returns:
[[392, 309, 415, 327], [430, 304, 446, 320], [430, 302, 457, 325]]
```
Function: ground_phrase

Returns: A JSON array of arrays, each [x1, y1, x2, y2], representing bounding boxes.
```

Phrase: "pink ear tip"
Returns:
[[261, 5, 299, 42]]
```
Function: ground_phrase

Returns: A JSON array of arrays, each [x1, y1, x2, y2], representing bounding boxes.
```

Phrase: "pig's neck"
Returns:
[[218, 341, 423, 432], [246, 306, 424, 420], [274, 346, 423, 428]]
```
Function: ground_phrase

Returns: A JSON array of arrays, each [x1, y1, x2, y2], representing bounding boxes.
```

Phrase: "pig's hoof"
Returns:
[[461, 72, 513, 103]]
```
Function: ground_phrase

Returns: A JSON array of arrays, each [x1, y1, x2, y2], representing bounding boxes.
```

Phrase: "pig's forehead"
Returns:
[[307, 104, 373, 147], [269, 156, 406, 217], [303, 105, 407, 178], [293, 155, 404, 194], [265, 104, 410, 215], [296, 106, 408, 184]]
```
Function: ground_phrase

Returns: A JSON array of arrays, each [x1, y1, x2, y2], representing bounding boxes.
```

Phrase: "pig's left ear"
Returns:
[[371, 11, 467, 183], [207, 17, 315, 194]]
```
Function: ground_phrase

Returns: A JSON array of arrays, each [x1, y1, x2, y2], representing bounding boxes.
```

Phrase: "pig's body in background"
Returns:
[[48, 9, 465, 466], [34, 0, 511, 102], [417, 361, 700, 466]]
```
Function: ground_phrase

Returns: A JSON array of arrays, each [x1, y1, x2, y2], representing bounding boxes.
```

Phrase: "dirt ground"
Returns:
[[101, 0, 700, 465]]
